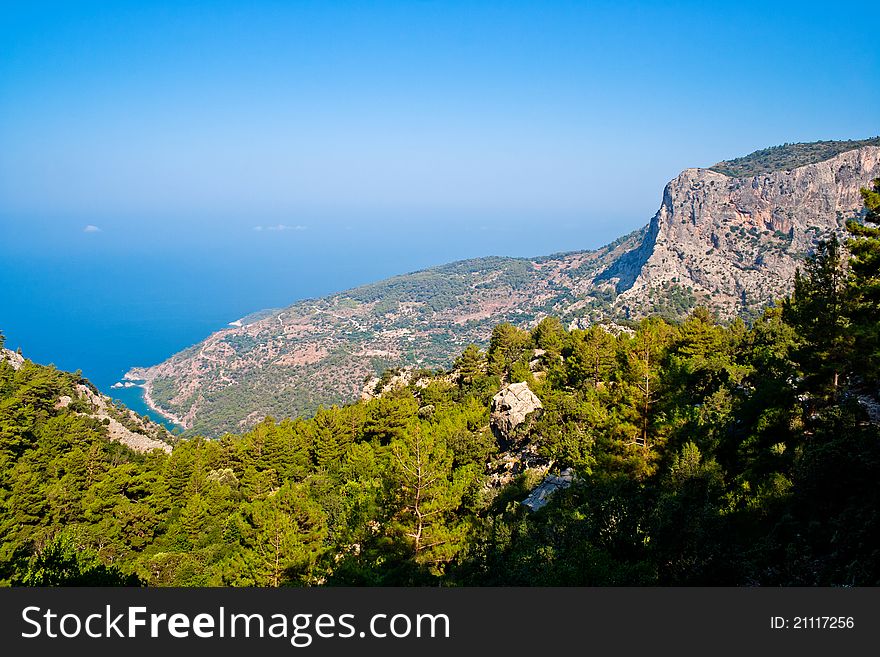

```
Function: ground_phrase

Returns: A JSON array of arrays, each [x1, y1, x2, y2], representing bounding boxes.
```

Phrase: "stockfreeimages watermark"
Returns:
[[21, 605, 451, 647]]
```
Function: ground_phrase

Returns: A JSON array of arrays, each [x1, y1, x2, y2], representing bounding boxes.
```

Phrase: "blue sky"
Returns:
[[0, 0, 877, 248]]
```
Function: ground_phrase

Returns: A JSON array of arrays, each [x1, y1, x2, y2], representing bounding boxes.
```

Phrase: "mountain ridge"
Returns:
[[710, 136, 880, 177], [128, 140, 880, 435]]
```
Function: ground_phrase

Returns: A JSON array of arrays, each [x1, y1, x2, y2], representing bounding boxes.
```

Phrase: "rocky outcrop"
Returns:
[[1, 348, 25, 371], [360, 366, 441, 401], [485, 445, 549, 489], [490, 382, 543, 444], [69, 383, 173, 454], [3, 346, 173, 453], [104, 418, 172, 453], [361, 366, 419, 401], [522, 468, 575, 511]]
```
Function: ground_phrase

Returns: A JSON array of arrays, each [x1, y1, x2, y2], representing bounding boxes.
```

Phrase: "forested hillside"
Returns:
[[1, 180, 879, 587]]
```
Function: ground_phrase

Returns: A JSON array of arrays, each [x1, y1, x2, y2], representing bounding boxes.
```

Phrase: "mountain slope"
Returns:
[[126, 230, 646, 434], [1, 347, 173, 453], [128, 141, 880, 436]]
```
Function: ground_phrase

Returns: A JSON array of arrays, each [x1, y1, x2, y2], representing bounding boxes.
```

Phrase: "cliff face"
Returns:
[[611, 146, 880, 319], [128, 144, 880, 436]]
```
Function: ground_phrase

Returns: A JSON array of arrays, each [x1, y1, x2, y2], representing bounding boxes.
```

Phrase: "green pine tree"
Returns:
[[846, 178, 880, 383], [454, 344, 486, 387], [389, 423, 469, 575], [567, 326, 617, 389], [246, 483, 327, 586], [783, 235, 852, 399]]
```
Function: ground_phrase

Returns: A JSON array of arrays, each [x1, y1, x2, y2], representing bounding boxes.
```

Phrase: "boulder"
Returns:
[[522, 468, 575, 511], [490, 382, 543, 444]]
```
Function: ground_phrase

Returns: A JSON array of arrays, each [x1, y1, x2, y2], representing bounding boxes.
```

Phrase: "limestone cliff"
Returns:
[[610, 146, 880, 319]]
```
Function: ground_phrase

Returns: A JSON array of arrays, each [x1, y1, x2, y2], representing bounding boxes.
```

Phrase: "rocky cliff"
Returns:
[[128, 141, 880, 436], [611, 145, 880, 319]]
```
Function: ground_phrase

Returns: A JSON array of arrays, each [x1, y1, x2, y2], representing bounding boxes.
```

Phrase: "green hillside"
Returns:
[[710, 137, 880, 177]]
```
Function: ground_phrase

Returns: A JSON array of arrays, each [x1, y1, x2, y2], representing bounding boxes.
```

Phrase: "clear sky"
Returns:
[[1, 0, 877, 245]]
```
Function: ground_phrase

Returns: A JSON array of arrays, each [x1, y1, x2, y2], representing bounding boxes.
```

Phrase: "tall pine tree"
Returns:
[[846, 178, 880, 385], [783, 235, 851, 400]]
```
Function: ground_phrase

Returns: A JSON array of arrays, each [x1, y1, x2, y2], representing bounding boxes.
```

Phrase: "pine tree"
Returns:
[[454, 344, 485, 387], [312, 406, 354, 469], [263, 419, 310, 480], [247, 483, 326, 586], [531, 316, 565, 356], [363, 392, 418, 445], [19, 531, 139, 586], [179, 493, 208, 546], [783, 236, 851, 399], [567, 326, 617, 389], [487, 323, 531, 378], [619, 317, 673, 449], [845, 178, 880, 383], [389, 423, 468, 574]]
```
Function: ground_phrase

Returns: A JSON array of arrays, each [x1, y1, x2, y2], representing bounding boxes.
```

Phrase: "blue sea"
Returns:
[[0, 212, 640, 428]]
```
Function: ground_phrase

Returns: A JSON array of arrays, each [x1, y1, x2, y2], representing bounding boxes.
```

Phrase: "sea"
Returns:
[[0, 212, 638, 429]]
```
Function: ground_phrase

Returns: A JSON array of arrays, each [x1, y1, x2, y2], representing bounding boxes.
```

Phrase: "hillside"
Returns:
[[710, 137, 880, 177], [126, 233, 645, 435], [1, 345, 173, 454], [128, 140, 880, 436]]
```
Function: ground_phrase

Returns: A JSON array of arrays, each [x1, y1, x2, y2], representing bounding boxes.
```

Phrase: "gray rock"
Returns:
[[522, 468, 575, 511], [490, 382, 543, 443]]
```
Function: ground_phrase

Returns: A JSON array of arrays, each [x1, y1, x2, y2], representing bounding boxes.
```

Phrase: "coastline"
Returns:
[[142, 380, 187, 429], [123, 373, 187, 430]]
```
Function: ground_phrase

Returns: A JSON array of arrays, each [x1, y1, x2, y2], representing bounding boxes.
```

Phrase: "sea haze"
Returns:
[[0, 211, 640, 428]]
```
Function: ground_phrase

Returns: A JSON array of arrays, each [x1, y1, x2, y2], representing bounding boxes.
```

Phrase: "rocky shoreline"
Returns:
[[123, 372, 187, 430]]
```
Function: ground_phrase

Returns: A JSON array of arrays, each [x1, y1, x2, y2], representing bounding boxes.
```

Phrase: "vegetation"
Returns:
[[1, 181, 879, 586], [347, 257, 535, 313], [710, 137, 880, 178], [128, 229, 652, 437]]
